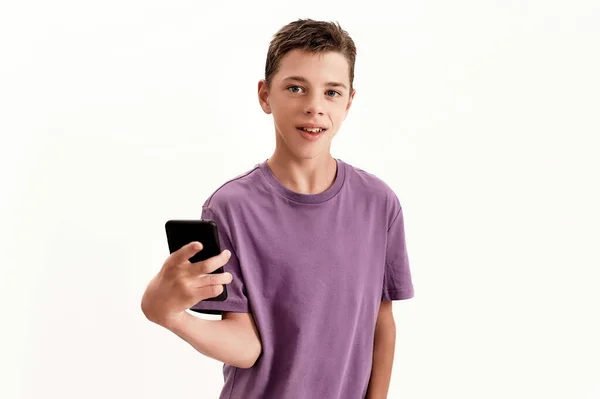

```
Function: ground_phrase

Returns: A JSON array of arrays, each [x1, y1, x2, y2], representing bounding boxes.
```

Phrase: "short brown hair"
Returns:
[[264, 19, 357, 91]]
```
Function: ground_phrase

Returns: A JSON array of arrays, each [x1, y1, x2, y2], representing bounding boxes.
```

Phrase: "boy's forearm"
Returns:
[[166, 312, 260, 369]]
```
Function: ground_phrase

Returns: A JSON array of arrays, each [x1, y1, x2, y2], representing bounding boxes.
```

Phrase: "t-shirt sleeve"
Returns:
[[189, 205, 251, 316], [382, 201, 415, 301]]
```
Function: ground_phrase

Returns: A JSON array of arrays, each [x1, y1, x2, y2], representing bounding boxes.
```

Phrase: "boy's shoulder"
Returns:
[[202, 162, 262, 210], [202, 158, 402, 213], [343, 159, 401, 205]]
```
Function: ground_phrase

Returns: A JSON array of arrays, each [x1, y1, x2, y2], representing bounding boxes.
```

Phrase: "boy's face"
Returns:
[[258, 49, 356, 160]]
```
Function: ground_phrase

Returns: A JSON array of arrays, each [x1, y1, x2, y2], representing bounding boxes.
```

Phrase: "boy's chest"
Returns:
[[238, 209, 387, 304]]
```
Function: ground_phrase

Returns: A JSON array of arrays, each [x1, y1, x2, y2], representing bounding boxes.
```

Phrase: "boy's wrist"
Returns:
[[159, 311, 190, 332]]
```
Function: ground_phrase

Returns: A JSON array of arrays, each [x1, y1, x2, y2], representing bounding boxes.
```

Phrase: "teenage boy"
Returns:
[[142, 18, 415, 399]]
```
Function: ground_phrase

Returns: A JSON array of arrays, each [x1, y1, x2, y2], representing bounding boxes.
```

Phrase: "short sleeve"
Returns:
[[189, 205, 251, 315], [382, 204, 415, 301]]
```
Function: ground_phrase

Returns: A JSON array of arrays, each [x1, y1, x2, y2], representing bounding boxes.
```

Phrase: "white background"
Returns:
[[1, 1, 599, 398]]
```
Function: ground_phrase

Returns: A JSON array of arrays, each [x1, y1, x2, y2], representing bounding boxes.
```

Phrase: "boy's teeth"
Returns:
[[300, 127, 323, 133]]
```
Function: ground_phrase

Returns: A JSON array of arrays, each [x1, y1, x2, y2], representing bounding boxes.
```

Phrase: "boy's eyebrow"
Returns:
[[282, 75, 348, 90]]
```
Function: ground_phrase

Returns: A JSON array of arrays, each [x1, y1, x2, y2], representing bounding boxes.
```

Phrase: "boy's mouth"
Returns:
[[297, 127, 327, 134]]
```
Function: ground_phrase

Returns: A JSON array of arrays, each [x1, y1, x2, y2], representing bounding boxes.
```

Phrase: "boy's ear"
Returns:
[[258, 79, 271, 114]]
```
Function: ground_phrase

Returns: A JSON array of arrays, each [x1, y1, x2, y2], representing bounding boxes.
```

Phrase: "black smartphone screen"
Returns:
[[164, 219, 228, 301]]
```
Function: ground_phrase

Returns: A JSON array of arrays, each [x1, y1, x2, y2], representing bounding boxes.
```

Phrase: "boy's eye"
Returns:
[[287, 85, 341, 97]]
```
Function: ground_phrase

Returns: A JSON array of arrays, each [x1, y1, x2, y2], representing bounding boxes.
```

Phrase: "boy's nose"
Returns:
[[303, 103, 325, 116], [303, 93, 326, 116]]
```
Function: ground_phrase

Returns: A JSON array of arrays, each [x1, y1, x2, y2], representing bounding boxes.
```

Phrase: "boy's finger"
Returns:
[[190, 249, 231, 275], [171, 241, 203, 266]]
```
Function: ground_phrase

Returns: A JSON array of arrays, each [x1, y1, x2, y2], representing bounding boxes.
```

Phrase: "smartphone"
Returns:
[[164, 219, 228, 302]]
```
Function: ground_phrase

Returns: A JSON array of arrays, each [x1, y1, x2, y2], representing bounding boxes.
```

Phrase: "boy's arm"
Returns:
[[166, 311, 262, 369], [365, 300, 396, 399]]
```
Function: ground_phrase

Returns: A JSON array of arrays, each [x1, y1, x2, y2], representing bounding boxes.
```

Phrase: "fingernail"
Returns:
[[224, 250, 231, 257]]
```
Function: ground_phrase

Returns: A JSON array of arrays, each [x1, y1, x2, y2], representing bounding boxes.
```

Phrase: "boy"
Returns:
[[141, 18, 414, 399]]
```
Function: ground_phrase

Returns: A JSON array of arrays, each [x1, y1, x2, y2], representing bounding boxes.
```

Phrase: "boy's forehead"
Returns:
[[275, 49, 350, 86]]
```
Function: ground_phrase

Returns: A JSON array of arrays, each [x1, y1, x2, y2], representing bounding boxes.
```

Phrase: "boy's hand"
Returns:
[[141, 241, 233, 328]]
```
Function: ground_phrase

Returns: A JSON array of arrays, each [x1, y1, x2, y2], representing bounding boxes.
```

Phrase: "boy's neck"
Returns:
[[266, 151, 337, 195]]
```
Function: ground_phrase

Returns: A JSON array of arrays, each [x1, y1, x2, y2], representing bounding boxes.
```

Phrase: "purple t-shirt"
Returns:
[[190, 158, 414, 399]]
